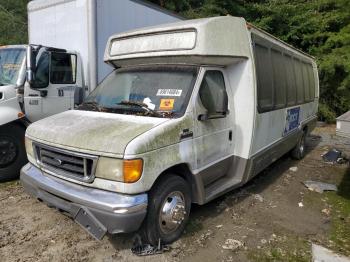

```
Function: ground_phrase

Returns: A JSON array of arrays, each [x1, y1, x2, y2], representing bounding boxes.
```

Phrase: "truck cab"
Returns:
[[0, 45, 84, 181]]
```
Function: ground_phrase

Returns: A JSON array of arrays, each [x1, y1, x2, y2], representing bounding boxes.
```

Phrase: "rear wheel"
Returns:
[[0, 124, 27, 182], [291, 130, 306, 160], [141, 175, 191, 245]]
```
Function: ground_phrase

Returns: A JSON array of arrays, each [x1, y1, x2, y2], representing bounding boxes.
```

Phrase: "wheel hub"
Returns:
[[0, 136, 17, 167], [300, 136, 305, 154], [159, 191, 186, 234]]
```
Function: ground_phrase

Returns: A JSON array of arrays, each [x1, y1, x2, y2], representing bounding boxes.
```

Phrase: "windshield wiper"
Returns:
[[117, 100, 162, 117], [78, 101, 102, 111]]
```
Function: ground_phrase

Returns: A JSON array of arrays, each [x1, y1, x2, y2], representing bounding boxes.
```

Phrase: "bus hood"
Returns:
[[26, 110, 169, 156]]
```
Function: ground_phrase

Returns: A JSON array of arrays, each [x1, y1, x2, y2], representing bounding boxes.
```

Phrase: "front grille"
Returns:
[[34, 143, 98, 183]]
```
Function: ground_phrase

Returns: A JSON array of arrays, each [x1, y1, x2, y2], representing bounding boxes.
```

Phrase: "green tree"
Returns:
[[0, 0, 28, 45]]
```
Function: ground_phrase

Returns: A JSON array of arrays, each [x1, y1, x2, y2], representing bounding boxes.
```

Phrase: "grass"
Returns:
[[248, 165, 350, 261], [247, 235, 311, 262], [326, 166, 350, 256], [0, 179, 19, 189]]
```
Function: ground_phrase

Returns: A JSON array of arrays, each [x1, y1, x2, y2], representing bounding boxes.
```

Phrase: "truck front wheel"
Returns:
[[0, 124, 27, 182], [142, 175, 191, 246]]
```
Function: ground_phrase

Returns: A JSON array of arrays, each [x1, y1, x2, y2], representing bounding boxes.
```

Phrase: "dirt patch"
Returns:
[[0, 125, 349, 261]]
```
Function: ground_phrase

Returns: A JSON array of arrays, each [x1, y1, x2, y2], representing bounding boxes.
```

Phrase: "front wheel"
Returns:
[[0, 124, 27, 182], [142, 175, 191, 246]]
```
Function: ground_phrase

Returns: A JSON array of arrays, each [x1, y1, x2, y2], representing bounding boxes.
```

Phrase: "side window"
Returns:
[[271, 49, 286, 109], [294, 58, 304, 104], [50, 52, 77, 84], [255, 44, 274, 112], [199, 70, 227, 116], [285, 54, 296, 106], [33, 51, 49, 88], [307, 65, 315, 100]]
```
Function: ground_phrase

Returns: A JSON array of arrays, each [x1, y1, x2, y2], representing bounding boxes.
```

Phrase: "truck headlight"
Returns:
[[24, 136, 35, 163], [95, 157, 123, 182], [95, 157, 143, 183]]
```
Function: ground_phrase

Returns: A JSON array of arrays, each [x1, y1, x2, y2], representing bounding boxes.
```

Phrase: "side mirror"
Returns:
[[214, 88, 228, 114], [198, 89, 229, 121], [26, 46, 37, 86]]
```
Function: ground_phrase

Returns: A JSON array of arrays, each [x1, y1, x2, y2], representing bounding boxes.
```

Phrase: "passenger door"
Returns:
[[193, 69, 233, 186], [24, 51, 82, 122]]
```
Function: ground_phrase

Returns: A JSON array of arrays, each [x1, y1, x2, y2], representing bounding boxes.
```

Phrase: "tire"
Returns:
[[0, 124, 27, 182], [141, 175, 191, 246], [291, 130, 306, 160]]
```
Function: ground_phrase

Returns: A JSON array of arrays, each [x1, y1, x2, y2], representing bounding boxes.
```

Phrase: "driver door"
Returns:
[[24, 50, 81, 122], [193, 68, 233, 186]]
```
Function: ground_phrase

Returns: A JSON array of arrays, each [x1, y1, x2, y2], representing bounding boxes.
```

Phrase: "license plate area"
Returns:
[[75, 208, 107, 240]]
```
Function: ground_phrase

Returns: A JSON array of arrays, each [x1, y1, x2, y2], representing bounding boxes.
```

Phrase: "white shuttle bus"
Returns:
[[21, 17, 319, 244]]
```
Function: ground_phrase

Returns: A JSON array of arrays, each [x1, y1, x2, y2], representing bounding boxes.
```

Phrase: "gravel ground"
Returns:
[[0, 125, 349, 262]]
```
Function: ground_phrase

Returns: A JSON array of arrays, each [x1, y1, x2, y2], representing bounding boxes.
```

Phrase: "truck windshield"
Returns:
[[80, 66, 199, 118], [0, 48, 26, 86]]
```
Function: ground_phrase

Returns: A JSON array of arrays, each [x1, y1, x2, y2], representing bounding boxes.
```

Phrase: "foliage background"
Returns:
[[0, 0, 349, 121]]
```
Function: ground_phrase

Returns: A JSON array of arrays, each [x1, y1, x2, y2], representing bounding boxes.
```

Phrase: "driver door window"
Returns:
[[50, 52, 77, 84], [199, 70, 228, 117]]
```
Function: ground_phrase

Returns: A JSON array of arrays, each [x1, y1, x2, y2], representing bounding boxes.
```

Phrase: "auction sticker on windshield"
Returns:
[[159, 99, 175, 111], [156, 89, 182, 96]]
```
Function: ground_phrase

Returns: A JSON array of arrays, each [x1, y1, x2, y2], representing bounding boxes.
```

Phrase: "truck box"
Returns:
[[28, 0, 182, 92]]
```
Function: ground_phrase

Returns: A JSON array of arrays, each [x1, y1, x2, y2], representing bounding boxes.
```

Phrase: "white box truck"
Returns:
[[21, 16, 319, 244], [0, 0, 181, 181]]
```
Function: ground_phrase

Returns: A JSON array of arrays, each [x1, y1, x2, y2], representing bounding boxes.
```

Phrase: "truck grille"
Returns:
[[34, 143, 98, 183]]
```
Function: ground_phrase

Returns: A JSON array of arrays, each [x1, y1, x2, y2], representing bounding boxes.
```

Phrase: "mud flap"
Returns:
[[74, 207, 107, 240]]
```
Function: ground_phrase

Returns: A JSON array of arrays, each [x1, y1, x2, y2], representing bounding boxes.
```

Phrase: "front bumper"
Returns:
[[20, 163, 148, 240]]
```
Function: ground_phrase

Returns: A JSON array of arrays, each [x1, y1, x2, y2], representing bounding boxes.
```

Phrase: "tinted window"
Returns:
[[199, 71, 226, 115], [50, 52, 77, 84], [255, 44, 274, 112], [294, 59, 304, 103], [271, 49, 286, 108], [285, 54, 296, 106], [302, 63, 310, 102], [307, 65, 316, 100]]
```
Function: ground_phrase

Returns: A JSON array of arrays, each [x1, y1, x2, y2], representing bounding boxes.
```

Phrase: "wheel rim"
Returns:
[[0, 136, 17, 167], [159, 191, 186, 234], [300, 135, 305, 154]]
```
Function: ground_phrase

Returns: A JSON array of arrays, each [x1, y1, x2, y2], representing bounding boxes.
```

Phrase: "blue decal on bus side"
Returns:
[[284, 107, 300, 135]]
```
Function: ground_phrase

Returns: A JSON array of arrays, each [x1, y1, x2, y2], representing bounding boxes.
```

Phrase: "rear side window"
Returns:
[[302, 63, 310, 102], [307, 65, 316, 100], [271, 49, 286, 109], [293, 59, 304, 104], [255, 44, 274, 112], [285, 54, 296, 106], [252, 33, 316, 113]]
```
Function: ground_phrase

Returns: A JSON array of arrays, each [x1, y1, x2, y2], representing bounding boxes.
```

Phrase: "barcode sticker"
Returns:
[[156, 89, 182, 97]]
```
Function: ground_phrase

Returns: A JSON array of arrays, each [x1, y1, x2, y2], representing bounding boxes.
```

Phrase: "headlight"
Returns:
[[24, 136, 35, 163], [95, 157, 123, 182], [95, 157, 143, 183]]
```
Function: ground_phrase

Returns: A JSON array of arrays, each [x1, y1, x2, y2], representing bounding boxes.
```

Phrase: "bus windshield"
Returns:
[[80, 65, 199, 118], [0, 48, 26, 86]]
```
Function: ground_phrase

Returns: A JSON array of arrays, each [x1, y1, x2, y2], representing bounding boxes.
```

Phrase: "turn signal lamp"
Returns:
[[123, 159, 143, 183]]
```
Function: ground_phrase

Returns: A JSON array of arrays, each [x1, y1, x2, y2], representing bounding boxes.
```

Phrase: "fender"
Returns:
[[0, 96, 24, 126]]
